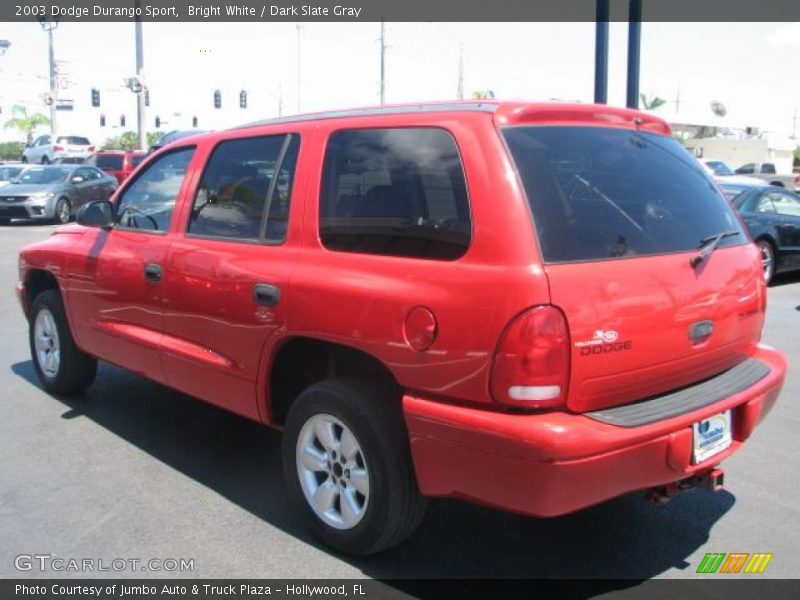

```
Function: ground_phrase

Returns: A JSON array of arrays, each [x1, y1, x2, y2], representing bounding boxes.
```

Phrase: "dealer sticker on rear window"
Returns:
[[693, 410, 732, 464]]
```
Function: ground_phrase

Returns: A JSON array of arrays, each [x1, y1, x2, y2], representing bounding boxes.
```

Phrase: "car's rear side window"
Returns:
[[502, 126, 745, 263], [188, 134, 300, 243], [320, 128, 471, 260]]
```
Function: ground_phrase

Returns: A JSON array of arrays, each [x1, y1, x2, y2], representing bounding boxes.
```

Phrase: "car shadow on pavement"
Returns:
[[11, 359, 735, 584]]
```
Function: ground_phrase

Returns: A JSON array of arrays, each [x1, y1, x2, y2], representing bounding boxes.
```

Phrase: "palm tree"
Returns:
[[471, 90, 496, 100], [3, 104, 50, 144], [640, 94, 666, 110]]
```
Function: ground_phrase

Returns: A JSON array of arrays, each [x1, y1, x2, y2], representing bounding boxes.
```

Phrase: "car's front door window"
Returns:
[[115, 147, 195, 232]]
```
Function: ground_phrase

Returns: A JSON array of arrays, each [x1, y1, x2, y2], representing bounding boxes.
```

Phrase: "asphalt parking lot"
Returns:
[[0, 221, 798, 582]]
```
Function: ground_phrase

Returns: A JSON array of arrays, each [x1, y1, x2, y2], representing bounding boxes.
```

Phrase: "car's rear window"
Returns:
[[503, 126, 745, 263], [56, 136, 91, 146], [90, 155, 124, 170]]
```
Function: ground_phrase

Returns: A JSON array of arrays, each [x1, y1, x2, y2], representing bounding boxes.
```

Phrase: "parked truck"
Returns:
[[735, 162, 799, 190]]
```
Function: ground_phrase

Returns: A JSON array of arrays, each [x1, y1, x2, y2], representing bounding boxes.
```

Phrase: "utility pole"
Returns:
[[135, 0, 146, 151], [675, 89, 681, 114], [594, 0, 609, 104], [625, 0, 642, 109], [379, 20, 386, 105], [39, 19, 58, 137], [457, 42, 464, 100]]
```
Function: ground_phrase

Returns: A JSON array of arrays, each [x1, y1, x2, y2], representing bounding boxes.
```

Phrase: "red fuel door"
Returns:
[[403, 306, 437, 351]]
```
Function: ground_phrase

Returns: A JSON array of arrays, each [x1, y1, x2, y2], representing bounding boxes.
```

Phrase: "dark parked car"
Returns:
[[0, 164, 117, 225], [721, 181, 800, 283], [148, 129, 210, 154]]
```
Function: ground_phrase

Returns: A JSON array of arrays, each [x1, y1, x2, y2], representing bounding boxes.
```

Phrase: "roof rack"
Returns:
[[233, 102, 498, 130]]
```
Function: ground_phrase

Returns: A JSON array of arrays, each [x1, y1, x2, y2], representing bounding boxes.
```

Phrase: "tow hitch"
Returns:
[[646, 468, 725, 504]]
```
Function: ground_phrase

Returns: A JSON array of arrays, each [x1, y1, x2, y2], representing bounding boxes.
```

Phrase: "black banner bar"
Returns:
[[3, 579, 800, 600], [4, 0, 800, 22]]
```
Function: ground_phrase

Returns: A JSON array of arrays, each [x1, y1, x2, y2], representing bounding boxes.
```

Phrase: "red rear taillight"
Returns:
[[87, 146, 95, 152], [491, 305, 570, 410], [53, 145, 64, 152]]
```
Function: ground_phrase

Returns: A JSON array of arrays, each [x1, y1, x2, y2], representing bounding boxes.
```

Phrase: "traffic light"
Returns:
[[144, 89, 150, 107], [192, 116, 198, 128], [91, 88, 100, 107], [100, 114, 106, 127], [155, 115, 161, 129], [213, 89, 221, 109], [239, 90, 247, 109]]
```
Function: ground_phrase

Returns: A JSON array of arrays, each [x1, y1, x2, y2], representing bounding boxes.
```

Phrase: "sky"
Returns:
[[0, 21, 798, 144]]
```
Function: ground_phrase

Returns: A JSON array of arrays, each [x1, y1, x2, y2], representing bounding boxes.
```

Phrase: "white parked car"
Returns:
[[22, 135, 95, 165]]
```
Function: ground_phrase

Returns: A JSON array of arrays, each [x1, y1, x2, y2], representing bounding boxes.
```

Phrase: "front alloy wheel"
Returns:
[[34, 308, 60, 379], [29, 289, 97, 395], [758, 240, 775, 285], [296, 414, 370, 530], [55, 198, 71, 224]]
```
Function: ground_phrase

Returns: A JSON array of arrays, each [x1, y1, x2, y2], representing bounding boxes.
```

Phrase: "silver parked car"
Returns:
[[0, 165, 117, 224]]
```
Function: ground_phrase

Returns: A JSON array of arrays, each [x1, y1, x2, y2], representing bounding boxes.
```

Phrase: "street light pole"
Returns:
[[135, 1, 146, 151], [39, 20, 58, 137]]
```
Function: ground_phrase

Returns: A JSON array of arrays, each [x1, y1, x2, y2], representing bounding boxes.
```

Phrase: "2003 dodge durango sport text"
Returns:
[[16, 101, 787, 556]]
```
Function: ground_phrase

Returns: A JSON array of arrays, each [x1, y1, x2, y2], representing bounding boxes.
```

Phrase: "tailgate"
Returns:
[[545, 245, 765, 413], [501, 118, 766, 414]]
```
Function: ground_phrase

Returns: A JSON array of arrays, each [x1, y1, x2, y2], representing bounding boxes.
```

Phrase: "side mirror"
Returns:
[[76, 200, 114, 229], [71, 175, 85, 183]]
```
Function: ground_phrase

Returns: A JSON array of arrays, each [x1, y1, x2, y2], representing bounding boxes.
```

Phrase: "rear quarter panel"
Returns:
[[281, 111, 551, 407]]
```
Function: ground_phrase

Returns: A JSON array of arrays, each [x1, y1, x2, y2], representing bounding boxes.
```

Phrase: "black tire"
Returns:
[[41, 155, 50, 165], [29, 289, 97, 396], [21, 156, 28, 163], [0, 217, 10, 226], [54, 197, 71, 224], [757, 239, 776, 285], [282, 378, 427, 556]]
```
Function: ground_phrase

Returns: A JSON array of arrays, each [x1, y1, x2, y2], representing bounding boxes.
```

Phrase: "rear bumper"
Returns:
[[403, 343, 786, 518]]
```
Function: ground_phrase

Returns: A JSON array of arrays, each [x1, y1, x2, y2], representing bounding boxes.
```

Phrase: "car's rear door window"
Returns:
[[502, 126, 745, 263], [320, 127, 471, 260]]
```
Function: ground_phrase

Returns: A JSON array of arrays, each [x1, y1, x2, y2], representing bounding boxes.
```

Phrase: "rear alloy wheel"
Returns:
[[283, 378, 427, 556], [29, 289, 97, 395], [758, 240, 775, 285], [54, 198, 71, 224]]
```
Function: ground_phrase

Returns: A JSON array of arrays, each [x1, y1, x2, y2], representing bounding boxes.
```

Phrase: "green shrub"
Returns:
[[0, 141, 25, 161]]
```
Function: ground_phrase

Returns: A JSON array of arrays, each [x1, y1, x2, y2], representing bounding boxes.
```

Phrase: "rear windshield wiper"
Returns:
[[690, 230, 740, 268]]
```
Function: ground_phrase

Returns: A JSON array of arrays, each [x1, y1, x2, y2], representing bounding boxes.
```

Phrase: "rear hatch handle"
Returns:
[[690, 230, 741, 269]]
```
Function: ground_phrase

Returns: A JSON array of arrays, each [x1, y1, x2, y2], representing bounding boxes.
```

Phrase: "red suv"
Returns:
[[16, 102, 787, 555], [86, 150, 146, 184]]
